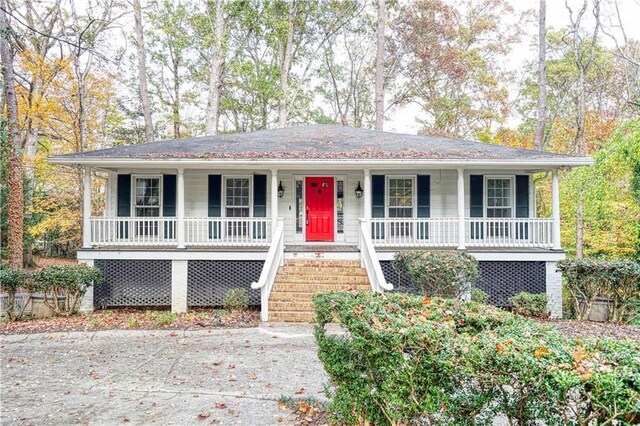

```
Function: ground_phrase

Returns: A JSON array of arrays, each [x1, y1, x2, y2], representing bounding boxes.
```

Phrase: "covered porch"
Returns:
[[81, 167, 563, 252]]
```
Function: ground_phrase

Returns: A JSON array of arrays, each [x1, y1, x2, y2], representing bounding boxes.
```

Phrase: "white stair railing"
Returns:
[[359, 219, 393, 293], [251, 218, 285, 322]]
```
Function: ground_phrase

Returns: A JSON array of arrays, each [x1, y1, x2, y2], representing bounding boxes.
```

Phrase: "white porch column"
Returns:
[[552, 169, 561, 250], [171, 259, 188, 313], [363, 169, 371, 219], [176, 168, 186, 249], [457, 168, 466, 250], [82, 166, 92, 248], [271, 169, 278, 231], [78, 258, 94, 313]]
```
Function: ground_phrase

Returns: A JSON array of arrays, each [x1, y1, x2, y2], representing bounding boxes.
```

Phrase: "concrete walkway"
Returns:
[[0, 324, 329, 425]]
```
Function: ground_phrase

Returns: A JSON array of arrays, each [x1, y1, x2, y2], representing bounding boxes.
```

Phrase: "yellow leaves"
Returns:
[[534, 347, 550, 359], [422, 296, 432, 305], [572, 346, 588, 363], [496, 343, 505, 353]]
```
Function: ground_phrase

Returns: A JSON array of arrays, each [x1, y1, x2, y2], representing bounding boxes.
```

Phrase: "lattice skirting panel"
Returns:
[[94, 260, 172, 308], [187, 261, 262, 307], [380, 260, 547, 307]]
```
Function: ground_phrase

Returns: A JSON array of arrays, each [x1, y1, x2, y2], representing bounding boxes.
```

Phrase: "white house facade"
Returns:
[[49, 125, 593, 321]]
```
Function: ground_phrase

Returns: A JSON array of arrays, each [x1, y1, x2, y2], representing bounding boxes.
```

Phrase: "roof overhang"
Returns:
[[48, 156, 594, 170]]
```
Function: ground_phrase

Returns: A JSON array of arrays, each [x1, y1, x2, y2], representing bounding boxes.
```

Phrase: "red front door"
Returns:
[[306, 177, 334, 241]]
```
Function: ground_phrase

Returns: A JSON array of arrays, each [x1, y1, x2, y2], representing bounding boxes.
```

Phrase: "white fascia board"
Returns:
[[77, 249, 268, 261], [377, 250, 566, 262], [49, 156, 594, 169]]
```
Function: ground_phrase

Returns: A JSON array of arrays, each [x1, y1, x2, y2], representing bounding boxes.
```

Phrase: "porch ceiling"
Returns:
[[49, 125, 593, 169]]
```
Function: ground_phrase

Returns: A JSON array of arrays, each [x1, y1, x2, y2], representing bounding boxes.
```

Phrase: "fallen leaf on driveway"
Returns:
[[294, 387, 305, 394], [197, 411, 211, 419], [215, 402, 227, 409]]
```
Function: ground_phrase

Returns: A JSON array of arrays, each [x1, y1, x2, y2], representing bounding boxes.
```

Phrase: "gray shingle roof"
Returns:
[[50, 125, 585, 162]]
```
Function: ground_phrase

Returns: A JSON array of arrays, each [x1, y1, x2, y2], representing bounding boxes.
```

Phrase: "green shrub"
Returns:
[[313, 291, 640, 426], [509, 291, 549, 318], [469, 287, 489, 304], [0, 267, 33, 321], [32, 264, 103, 316], [558, 258, 640, 322], [392, 250, 479, 298], [155, 312, 176, 326], [223, 288, 249, 311]]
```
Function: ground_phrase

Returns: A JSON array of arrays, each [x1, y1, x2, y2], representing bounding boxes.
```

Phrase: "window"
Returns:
[[134, 177, 160, 217], [486, 178, 512, 217], [225, 178, 250, 217], [388, 178, 413, 218], [486, 177, 513, 237], [134, 177, 161, 237], [225, 177, 250, 237], [295, 179, 303, 234], [337, 180, 344, 234], [388, 178, 413, 238]]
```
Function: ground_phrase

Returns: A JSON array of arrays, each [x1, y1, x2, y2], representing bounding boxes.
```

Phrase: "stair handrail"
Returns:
[[251, 218, 285, 321], [359, 218, 393, 292]]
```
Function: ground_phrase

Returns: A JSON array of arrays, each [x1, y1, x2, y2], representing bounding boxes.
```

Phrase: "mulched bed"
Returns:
[[0, 308, 259, 335], [541, 319, 640, 342]]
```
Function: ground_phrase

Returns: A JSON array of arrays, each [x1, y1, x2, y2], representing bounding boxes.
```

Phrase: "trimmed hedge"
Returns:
[[393, 250, 479, 298], [314, 291, 640, 425]]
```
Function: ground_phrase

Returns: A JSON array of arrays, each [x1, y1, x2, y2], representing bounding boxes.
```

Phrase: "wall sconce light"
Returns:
[[355, 181, 363, 198], [278, 181, 285, 198]]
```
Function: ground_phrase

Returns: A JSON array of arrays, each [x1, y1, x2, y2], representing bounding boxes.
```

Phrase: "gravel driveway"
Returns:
[[0, 324, 329, 425]]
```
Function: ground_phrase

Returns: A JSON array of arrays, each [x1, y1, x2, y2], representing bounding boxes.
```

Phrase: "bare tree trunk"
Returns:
[[0, 0, 24, 269], [566, 0, 600, 259], [374, 0, 386, 131], [173, 56, 180, 139], [534, 0, 546, 151], [205, 0, 225, 135], [278, 19, 294, 128], [133, 0, 154, 142]]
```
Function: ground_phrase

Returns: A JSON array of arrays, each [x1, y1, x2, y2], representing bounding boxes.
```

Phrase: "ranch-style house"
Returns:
[[49, 125, 593, 321]]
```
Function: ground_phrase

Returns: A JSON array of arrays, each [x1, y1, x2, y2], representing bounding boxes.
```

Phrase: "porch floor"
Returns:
[[285, 245, 359, 252]]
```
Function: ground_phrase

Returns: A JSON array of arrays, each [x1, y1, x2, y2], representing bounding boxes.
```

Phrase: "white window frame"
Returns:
[[385, 175, 416, 218], [484, 175, 515, 218], [131, 174, 163, 217], [223, 175, 253, 218]]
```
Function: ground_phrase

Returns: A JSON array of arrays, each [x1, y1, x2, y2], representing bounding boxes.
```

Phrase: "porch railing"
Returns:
[[89, 216, 271, 247], [185, 217, 271, 246], [252, 218, 285, 321], [464, 217, 554, 248], [370, 217, 459, 247], [359, 219, 393, 292], [370, 217, 554, 249], [90, 217, 177, 246]]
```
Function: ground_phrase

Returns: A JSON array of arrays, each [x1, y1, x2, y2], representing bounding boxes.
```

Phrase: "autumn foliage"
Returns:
[[314, 291, 640, 425]]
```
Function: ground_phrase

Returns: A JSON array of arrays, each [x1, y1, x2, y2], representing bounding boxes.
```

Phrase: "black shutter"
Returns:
[[253, 175, 267, 217], [117, 174, 131, 217], [117, 174, 131, 239], [253, 174, 267, 240], [162, 175, 177, 239], [371, 175, 385, 239], [208, 175, 222, 239], [417, 175, 431, 239], [470, 175, 483, 239], [163, 175, 177, 216], [515, 175, 530, 239]]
